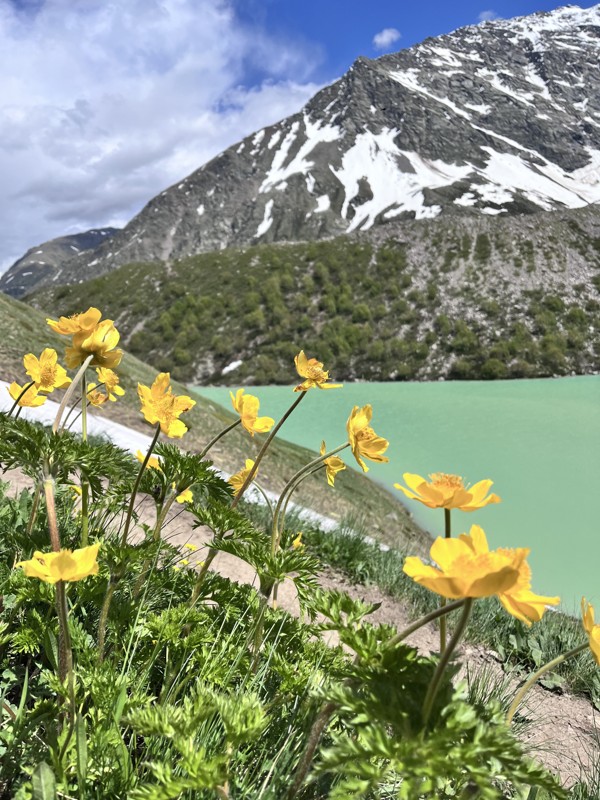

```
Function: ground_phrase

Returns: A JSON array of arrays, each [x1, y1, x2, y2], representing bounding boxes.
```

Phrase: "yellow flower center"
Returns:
[[306, 364, 327, 382], [40, 364, 55, 386], [356, 426, 375, 442], [429, 473, 464, 490]]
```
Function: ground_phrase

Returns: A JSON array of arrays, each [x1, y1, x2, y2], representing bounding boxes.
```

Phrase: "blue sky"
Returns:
[[232, 0, 598, 80], [0, 0, 597, 271]]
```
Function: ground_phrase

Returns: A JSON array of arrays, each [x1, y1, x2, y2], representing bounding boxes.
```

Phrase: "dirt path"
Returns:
[[3, 469, 597, 788]]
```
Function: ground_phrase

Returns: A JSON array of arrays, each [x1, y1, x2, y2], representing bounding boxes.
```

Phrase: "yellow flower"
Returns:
[[346, 405, 389, 472], [497, 558, 559, 626], [228, 459, 255, 496], [404, 525, 556, 625], [16, 543, 100, 583], [230, 389, 274, 436], [174, 486, 193, 504], [293, 351, 343, 392], [8, 381, 47, 407], [136, 450, 162, 470], [86, 383, 109, 407], [404, 526, 525, 600], [137, 373, 196, 438], [184, 543, 198, 552], [292, 532, 304, 550], [96, 367, 125, 401], [47, 307, 103, 336], [65, 319, 123, 370], [394, 473, 501, 511], [23, 348, 71, 393], [582, 599, 600, 665], [320, 441, 346, 486], [180, 558, 190, 566]]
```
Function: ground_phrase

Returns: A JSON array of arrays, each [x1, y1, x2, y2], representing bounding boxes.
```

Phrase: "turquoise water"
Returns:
[[193, 377, 600, 612]]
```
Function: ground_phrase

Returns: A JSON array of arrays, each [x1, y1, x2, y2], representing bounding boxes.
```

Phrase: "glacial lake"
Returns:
[[193, 377, 600, 613]]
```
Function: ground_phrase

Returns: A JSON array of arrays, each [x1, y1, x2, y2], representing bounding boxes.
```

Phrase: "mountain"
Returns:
[[2, 3, 599, 298], [29, 204, 600, 384], [0, 229, 119, 298]]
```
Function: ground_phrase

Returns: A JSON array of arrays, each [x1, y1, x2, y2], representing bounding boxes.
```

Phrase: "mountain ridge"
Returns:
[[2, 3, 599, 298]]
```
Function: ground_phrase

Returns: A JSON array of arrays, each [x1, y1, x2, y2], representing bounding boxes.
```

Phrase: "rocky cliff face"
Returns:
[[2, 4, 599, 298]]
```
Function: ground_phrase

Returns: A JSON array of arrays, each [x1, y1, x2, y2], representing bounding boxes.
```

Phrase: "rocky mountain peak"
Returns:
[[2, 4, 599, 297]]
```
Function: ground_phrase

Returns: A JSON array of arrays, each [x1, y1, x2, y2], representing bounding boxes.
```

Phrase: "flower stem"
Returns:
[[131, 491, 178, 600], [506, 642, 588, 724], [388, 599, 466, 647], [26, 482, 42, 538], [271, 443, 349, 556], [285, 701, 337, 800], [53, 355, 94, 433], [121, 423, 161, 546], [192, 393, 308, 595], [7, 381, 36, 415], [422, 597, 473, 728], [43, 474, 62, 552], [97, 576, 117, 662], [439, 508, 452, 654], [80, 372, 89, 547], [199, 418, 241, 459], [231, 392, 306, 509]]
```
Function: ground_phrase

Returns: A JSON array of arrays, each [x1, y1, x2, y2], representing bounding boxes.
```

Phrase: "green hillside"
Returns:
[[0, 291, 428, 551], [28, 216, 600, 385]]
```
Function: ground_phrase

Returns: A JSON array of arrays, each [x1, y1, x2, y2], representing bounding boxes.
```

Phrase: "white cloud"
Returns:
[[372, 27, 401, 52], [0, 0, 321, 272], [478, 10, 500, 22]]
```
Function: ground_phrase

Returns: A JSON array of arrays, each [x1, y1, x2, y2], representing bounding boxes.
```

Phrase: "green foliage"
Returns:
[[27, 231, 600, 383], [0, 403, 590, 799]]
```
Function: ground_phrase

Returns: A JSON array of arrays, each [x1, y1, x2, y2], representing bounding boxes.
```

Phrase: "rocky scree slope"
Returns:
[[2, 3, 600, 298]]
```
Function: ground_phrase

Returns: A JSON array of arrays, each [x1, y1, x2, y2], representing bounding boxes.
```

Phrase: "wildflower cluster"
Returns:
[[0, 307, 596, 800]]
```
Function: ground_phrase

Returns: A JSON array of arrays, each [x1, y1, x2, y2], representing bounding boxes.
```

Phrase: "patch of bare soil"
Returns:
[[4, 469, 598, 788]]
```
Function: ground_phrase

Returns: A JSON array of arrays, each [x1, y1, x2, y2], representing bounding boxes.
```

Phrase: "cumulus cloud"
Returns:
[[0, 0, 321, 271], [372, 27, 401, 51], [478, 10, 500, 22]]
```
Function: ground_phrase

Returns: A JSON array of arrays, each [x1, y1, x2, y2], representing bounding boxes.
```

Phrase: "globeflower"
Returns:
[[87, 383, 109, 407], [136, 450, 162, 470], [404, 526, 524, 600], [293, 351, 342, 392], [346, 404, 389, 472], [137, 373, 196, 438], [96, 367, 125, 401], [394, 473, 501, 512], [23, 348, 71, 393], [47, 307, 103, 336], [320, 441, 346, 486], [292, 532, 304, 550], [228, 459, 255, 496], [498, 558, 560, 626], [582, 599, 600, 665], [65, 319, 123, 369], [8, 381, 47, 408], [16, 543, 100, 584], [230, 389, 274, 436], [404, 526, 558, 624]]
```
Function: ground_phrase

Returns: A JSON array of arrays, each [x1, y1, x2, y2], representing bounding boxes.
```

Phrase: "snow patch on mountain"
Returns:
[[260, 115, 341, 192], [330, 129, 472, 230]]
